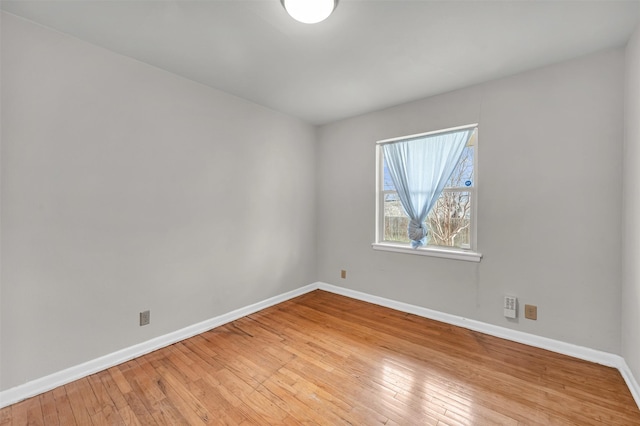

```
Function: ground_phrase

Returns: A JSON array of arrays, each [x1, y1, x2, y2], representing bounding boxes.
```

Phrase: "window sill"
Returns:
[[371, 243, 482, 262]]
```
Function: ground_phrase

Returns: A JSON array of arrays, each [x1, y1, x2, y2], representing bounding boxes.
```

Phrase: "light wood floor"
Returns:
[[1, 290, 639, 425]]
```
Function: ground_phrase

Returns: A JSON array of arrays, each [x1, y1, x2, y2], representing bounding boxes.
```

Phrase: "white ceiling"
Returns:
[[2, 0, 639, 125]]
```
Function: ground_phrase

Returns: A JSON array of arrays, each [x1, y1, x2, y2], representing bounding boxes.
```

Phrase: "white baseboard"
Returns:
[[619, 358, 640, 410], [2, 281, 639, 411], [316, 282, 640, 410], [0, 283, 317, 409]]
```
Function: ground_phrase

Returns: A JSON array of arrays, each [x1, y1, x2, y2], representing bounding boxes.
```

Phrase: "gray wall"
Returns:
[[317, 48, 624, 354], [623, 22, 640, 382], [0, 13, 317, 390]]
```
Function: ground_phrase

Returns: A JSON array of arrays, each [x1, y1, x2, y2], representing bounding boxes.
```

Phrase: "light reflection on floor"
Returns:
[[379, 354, 476, 424]]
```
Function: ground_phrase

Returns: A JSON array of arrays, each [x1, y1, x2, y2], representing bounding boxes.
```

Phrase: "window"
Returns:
[[373, 124, 481, 262]]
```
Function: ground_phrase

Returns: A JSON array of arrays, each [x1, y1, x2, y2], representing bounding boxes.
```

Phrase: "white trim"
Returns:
[[2, 281, 639, 411], [372, 242, 482, 262], [317, 282, 640, 409], [471, 127, 479, 250], [619, 359, 640, 409], [608, 361, 640, 409], [0, 283, 317, 409], [377, 123, 479, 145], [375, 144, 383, 243]]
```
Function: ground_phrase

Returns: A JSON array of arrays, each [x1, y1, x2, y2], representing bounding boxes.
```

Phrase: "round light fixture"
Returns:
[[281, 0, 338, 24]]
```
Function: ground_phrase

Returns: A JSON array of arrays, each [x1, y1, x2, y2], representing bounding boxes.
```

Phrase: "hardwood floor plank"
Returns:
[[64, 378, 97, 425], [122, 358, 188, 425], [215, 367, 290, 424], [0, 407, 9, 426], [51, 385, 79, 426], [258, 377, 349, 425], [107, 364, 133, 395], [281, 354, 443, 424], [86, 373, 126, 425], [113, 363, 159, 425], [189, 378, 248, 425], [148, 364, 211, 424], [26, 398, 45, 426], [6, 400, 28, 426], [96, 369, 143, 426], [1, 290, 638, 425], [38, 390, 60, 425]]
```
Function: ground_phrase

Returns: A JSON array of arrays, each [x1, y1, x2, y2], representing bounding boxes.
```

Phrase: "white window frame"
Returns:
[[372, 124, 482, 262]]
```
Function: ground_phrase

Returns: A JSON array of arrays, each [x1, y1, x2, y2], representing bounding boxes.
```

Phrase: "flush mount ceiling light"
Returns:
[[281, 0, 338, 24]]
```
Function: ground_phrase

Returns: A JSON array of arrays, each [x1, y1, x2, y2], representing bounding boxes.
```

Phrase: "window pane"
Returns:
[[426, 191, 471, 248], [383, 192, 409, 242], [384, 191, 472, 248], [446, 145, 474, 188], [383, 158, 396, 191]]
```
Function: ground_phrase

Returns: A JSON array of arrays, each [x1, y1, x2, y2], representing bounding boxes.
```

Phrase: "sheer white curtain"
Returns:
[[383, 129, 472, 247]]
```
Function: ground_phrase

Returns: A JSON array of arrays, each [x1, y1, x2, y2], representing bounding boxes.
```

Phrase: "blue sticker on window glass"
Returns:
[[465, 180, 472, 187]]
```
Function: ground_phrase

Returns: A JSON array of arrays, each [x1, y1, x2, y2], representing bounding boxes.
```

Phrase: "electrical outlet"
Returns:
[[140, 310, 150, 326], [341, 269, 347, 279], [525, 304, 537, 320]]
